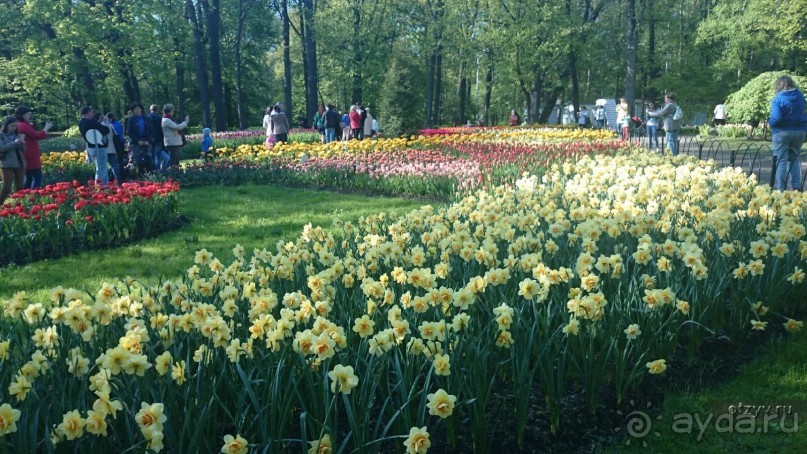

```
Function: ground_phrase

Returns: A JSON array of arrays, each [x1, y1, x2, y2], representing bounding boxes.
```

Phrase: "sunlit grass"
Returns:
[[610, 334, 807, 453], [0, 184, 427, 301]]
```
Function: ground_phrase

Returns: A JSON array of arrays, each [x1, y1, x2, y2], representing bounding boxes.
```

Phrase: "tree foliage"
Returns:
[[378, 44, 424, 137], [0, 0, 804, 132], [725, 71, 807, 124]]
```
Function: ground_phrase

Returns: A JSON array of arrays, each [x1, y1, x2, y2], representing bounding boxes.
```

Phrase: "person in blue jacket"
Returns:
[[126, 102, 152, 173], [769, 75, 807, 191], [201, 128, 214, 162]]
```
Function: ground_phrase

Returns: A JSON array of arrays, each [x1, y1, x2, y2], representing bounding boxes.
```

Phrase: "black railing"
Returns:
[[628, 133, 806, 189]]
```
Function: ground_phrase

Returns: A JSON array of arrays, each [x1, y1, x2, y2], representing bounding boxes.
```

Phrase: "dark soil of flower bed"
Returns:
[[374, 329, 790, 453]]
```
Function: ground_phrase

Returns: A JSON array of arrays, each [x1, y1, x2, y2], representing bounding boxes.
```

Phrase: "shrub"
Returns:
[[726, 71, 807, 124]]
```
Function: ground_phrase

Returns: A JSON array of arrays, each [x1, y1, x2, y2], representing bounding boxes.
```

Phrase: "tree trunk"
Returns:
[[235, 0, 246, 130], [425, 51, 435, 128], [530, 71, 544, 124], [281, 0, 293, 119], [173, 37, 186, 118], [539, 86, 563, 124], [204, 0, 226, 130], [72, 47, 95, 107], [433, 50, 442, 126], [625, 0, 637, 116], [456, 61, 467, 125], [351, 2, 363, 103], [646, 2, 657, 102], [120, 62, 140, 105], [302, 0, 318, 124], [568, 51, 580, 115], [186, 0, 211, 128], [482, 51, 493, 126]]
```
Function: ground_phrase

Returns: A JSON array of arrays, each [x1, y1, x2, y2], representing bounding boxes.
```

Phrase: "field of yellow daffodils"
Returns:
[[1, 149, 805, 453]]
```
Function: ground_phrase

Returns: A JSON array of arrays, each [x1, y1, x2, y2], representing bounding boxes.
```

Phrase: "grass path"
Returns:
[[0, 184, 427, 301], [610, 333, 807, 452]]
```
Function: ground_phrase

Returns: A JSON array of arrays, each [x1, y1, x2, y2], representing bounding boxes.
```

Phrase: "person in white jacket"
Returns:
[[161, 104, 189, 167], [363, 108, 374, 139], [262, 106, 273, 147]]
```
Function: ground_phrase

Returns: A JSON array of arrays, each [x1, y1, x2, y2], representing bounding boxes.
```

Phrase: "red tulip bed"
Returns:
[[0, 180, 180, 266]]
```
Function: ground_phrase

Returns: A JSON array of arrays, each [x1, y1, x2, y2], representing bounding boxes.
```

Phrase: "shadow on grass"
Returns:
[[0, 184, 427, 301], [609, 334, 807, 453]]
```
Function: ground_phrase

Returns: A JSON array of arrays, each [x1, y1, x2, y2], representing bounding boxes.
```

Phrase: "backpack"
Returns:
[[673, 104, 684, 121]]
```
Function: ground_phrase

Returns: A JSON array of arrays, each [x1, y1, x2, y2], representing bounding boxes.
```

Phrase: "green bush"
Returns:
[[40, 136, 86, 153], [726, 71, 807, 124], [62, 125, 81, 138]]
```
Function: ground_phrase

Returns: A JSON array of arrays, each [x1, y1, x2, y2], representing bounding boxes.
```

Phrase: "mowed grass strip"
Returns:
[[610, 333, 807, 453], [0, 184, 426, 301]]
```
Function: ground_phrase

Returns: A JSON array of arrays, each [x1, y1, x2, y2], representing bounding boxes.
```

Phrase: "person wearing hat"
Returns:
[[201, 127, 214, 162]]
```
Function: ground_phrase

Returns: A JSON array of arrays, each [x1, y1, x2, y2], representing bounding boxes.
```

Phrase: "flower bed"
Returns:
[[1, 152, 804, 452], [0, 180, 180, 265], [157, 140, 629, 200]]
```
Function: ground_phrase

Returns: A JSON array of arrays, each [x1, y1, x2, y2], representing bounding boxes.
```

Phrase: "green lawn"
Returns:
[[610, 334, 807, 453], [0, 184, 427, 302]]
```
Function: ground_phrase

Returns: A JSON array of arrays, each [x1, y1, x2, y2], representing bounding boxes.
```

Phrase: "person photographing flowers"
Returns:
[[14, 106, 53, 188], [161, 104, 189, 167]]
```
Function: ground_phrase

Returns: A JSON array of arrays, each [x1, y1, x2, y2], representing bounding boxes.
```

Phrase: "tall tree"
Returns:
[[625, 0, 638, 115], [301, 0, 319, 122], [186, 0, 211, 127], [279, 0, 293, 119], [234, 0, 247, 129], [203, 0, 227, 130]]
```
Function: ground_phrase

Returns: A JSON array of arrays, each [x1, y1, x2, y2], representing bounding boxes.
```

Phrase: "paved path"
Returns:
[[629, 134, 807, 189]]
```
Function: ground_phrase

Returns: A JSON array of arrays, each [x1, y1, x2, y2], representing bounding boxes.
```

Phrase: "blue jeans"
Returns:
[[24, 169, 42, 189], [90, 148, 109, 184], [773, 130, 806, 191], [646, 125, 659, 149], [595, 119, 604, 129], [107, 153, 121, 182], [152, 143, 170, 170], [325, 128, 336, 143], [666, 131, 679, 156]]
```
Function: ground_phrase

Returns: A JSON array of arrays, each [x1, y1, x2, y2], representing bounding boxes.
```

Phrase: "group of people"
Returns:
[[79, 103, 190, 185], [578, 76, 806, 191], [313, 102, 377, 144], [0, 106, 53, 204], [261, 102, 378, 147], [0, 102, 192, 202]]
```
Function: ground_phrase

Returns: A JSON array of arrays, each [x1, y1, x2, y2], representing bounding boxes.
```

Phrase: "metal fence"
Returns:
[[626, 126, 807, 189]]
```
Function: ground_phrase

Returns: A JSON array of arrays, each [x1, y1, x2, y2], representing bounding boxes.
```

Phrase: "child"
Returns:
[[620, 112, 631, 141], [201, 128, 214, 162]]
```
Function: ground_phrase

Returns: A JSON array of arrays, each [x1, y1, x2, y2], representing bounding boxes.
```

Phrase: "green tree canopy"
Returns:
[[725, 71, 807, 124]]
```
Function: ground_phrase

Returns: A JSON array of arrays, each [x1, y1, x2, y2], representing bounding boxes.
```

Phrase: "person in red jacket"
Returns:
[[14, 106, 53, 188], [349, 105, 362, 140]]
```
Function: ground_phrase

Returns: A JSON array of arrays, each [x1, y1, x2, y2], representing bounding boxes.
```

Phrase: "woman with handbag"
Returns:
[[161, 104, 189, 167]]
